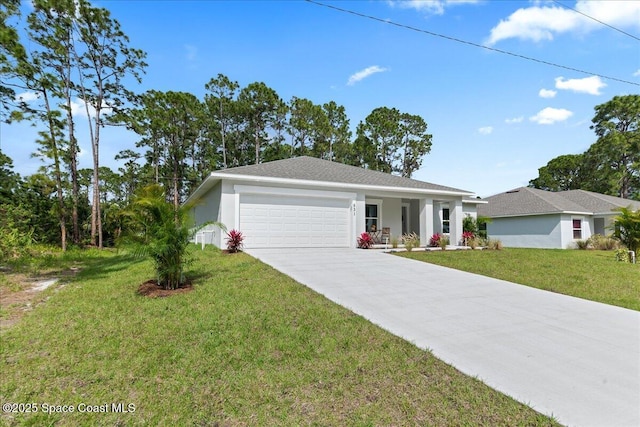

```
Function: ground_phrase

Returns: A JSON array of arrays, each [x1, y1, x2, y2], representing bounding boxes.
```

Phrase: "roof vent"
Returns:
[[506, 189, 520, 194]]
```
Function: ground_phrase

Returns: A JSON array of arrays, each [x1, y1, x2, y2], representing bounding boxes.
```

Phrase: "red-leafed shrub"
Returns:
[[226, 229, 244, 253], [429, 233, 443, 247], [357, 232, 373, 249]]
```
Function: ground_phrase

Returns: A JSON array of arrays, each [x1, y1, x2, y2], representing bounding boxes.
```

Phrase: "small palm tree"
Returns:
[[120, 185, 212, 290], [612, 206, 640, 255]]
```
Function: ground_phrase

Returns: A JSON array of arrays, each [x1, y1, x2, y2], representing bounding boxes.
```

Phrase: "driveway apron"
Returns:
[[246, 248, 640, 427]]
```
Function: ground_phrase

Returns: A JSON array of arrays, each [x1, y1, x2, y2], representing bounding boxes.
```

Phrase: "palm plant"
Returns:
[[612, 206, 640, 255], [120, 185, 209, 290]]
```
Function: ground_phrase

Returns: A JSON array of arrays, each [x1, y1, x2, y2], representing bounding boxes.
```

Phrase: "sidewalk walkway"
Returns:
[[247, 248, 640, 427]]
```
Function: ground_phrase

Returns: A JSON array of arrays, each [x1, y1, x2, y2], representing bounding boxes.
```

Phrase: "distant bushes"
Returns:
[[575, 234, 622, 251]]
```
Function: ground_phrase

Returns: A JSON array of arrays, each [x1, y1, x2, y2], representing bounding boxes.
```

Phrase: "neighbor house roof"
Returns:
[[187, 156, 474, 202], [478, 187, 640, 218]]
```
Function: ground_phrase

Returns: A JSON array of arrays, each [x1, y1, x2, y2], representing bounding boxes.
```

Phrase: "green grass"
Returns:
[[0, 246, 558, 426], [398, 248, 640, 311]]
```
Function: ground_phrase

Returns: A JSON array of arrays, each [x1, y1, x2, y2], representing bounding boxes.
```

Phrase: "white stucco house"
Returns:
[[186, 156, 481, 249], [477, 187, 640, 249]]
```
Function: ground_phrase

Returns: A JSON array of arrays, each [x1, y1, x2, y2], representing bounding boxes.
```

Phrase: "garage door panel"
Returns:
[[240, 194, 350, 248]]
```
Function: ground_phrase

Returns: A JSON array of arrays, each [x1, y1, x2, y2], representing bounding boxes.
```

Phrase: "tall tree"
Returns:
[[529, 154, 585, 192], [72, 0, 147, 247], [356, 107, 402, 173], [288, 96, 322, 157], [588, 95, 640, 199], [0, 150, 20, 204], [204, 74, 239, 169], [355, 107, 432, 176], [237, 82, 284, 164], [123, 90, 203, 209], [398, 112, 432, 178], [0, 0, 24, 120], [25, 0, 84, 244], [320, 101, 351, 162], [10, 16, 70, 250]]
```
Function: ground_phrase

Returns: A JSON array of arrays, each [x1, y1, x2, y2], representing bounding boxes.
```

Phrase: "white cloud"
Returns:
[[14, 91, 40, 102], [555, 76, 606, 95], [538, 88, 557, 98], [505, 116, 523, 124], [347, 65, 388, 86], [70, 98, 113, 118], [478, 126, 493, 135], [633, 69, 640, 77], [486, 1, 640, 45], [529, 107, 573, 125], [390, 0, 479, 15]]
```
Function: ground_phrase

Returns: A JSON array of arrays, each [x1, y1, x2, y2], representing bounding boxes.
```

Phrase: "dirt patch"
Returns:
[[0, 269, 77, 331], [137, 279, 193, 298]]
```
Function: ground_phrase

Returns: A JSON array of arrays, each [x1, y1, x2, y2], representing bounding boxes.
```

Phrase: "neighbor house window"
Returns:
[[442, 208, 450, 234], [365, 204, 379, 232], [572, 218, 582, 239]]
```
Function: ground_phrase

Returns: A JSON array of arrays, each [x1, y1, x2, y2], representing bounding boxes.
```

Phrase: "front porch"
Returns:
[[358, 195, 478, 248]]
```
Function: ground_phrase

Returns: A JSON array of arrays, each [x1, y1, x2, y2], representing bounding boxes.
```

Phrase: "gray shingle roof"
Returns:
[[478, 187, 640, 217], [215, 156, 472, 194]]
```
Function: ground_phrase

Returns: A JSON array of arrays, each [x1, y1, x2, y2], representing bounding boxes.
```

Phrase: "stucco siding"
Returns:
[[560, 214, 591, 248], [487, 214, 562, 248], [463, 204, 477, 219], [192, 182, 223, 246], [380, 197, 402, 239]]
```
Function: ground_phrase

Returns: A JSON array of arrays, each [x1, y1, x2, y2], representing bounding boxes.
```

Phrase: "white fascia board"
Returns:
[[233, 184, 357, 200], [463, 199, 488, 204], [489, 210, 592, 219], [210, 172, 473, 197]]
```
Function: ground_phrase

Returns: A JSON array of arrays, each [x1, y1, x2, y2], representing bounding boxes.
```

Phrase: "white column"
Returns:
[[449, 199, 463, 246], [353, 195, 366, 247], [419, 198, 434, 247]]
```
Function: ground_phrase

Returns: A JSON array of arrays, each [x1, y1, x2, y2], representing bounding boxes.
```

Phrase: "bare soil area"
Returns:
[[136, 279, 193, 298], [0, 268, 77, 331]]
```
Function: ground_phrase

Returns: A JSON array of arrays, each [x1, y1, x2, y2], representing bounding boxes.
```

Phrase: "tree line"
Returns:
[[529, 95, 640, 201], [0, 0, 433, 251]]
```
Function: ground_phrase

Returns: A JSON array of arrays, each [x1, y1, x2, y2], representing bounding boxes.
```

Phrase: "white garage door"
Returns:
[[239, 194, 351, 248]]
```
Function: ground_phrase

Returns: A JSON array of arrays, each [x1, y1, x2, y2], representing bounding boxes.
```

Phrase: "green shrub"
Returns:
[[463, 214, 478, 235], [612, 207, 640, 255], [0, 204, 34, 263], [615, 248, 630, 263], [120, 185, 210, 290], [575, 240, 589, 250], [390, 235, 399, 248]]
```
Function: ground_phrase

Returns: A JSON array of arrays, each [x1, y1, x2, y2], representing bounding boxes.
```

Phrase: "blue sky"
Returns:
[[2, 0, 639, 197]]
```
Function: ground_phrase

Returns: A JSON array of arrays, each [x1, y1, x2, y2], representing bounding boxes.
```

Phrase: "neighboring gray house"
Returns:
[[478, 187, 640, 249], [186, 156, 480, 249]]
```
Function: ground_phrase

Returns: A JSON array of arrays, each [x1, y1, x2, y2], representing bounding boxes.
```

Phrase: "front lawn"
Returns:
[[1, 246, 557, 426], [398, 248, 639, 311]]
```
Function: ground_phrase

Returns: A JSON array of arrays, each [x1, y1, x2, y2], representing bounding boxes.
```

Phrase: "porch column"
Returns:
[[419, 198, 434, 247], [353, 195, 366, 248], [449, 199, 463, 246]]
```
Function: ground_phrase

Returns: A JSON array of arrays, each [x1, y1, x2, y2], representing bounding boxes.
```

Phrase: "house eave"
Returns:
[[205, 172, 474, 198], [487, 210, 593, 219]]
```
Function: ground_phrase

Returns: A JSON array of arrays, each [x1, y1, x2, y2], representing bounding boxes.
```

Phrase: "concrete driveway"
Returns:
[[246, 248, 640, 427]]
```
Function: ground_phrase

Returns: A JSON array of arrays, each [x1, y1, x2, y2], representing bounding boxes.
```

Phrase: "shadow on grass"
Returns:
[[73, 253, 146, 281]]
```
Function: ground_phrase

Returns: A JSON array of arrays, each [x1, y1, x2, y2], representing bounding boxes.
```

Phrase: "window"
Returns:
[[572, 218, 582, 239], [442, 208, 450, 234], [365, 204, 378, 232]]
